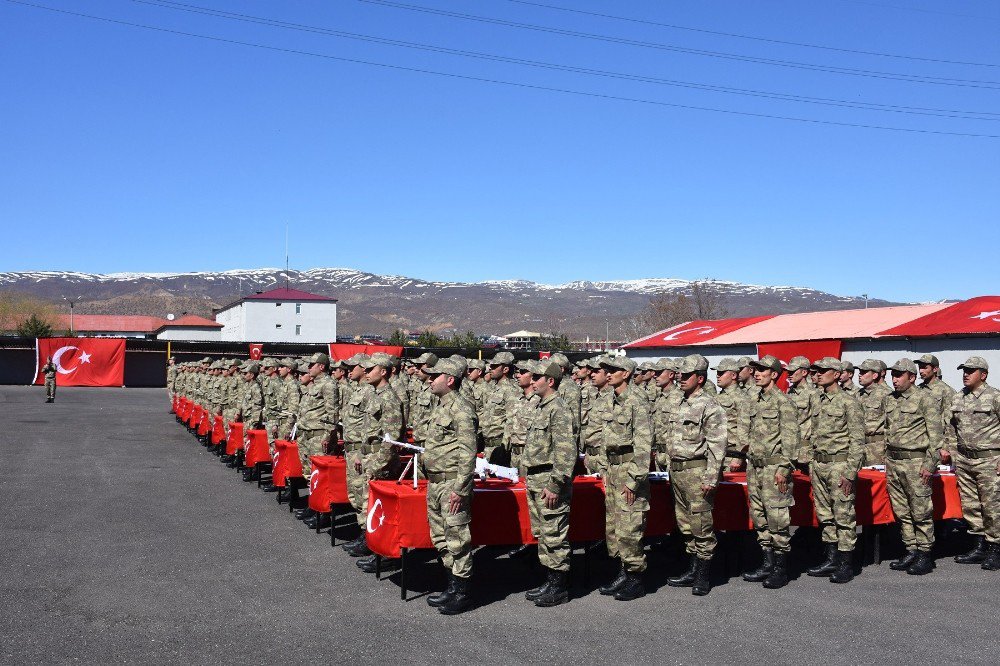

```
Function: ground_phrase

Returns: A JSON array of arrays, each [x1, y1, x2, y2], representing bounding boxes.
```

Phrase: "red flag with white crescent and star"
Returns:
[[33, 337, 125, 387], [248, 344, 263, 360], [877, 296, 1000, 337]]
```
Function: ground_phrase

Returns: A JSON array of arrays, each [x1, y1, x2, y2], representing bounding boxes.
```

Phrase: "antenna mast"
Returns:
[[285, 224, 289, 289]]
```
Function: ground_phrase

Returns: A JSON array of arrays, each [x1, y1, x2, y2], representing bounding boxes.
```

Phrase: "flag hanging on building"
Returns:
[[248, 344, 263, 360], [34, 337, 125, 387]]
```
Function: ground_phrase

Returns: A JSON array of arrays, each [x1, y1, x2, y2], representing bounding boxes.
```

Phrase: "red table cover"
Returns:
[[271, 439, 303, 487], [307, 455, 350, 511], [243, 428, 270, 467], [211, 416, 225, 446], [225, 422, 244, 456]]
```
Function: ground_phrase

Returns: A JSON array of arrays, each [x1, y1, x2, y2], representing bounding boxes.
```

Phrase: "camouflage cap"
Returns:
[[636, 360, 654, 372], [958, 356, 989, 371], [242, 361, 261, 374], [677, 354, 710, 374], [261, 357, 279, 369], [361, 352, 394, 369], [413, 352, 438, 366], [750, 355, 783, 373], [280, 357, 297, 369], [841, 361, 855, 373], [600, 355, 638, 373], [228, 358, 242, 367], [916, 354, 940, 367], [811, 357, 843, 372], [737, 356, 754, 368], [296, 361, 311, 373], [209, 360, 223, 370], [489, 351, 515, 366], [549, 353, 572, 369], [858, 358, 885, 373], [535, 359, 563, 379], [711, 358, 740, 373], [786, 356, 812, 372], [424, 357, 464, 378], [466, 358, 486, 371], [447, 354, 469, 375], [306, 352, 330, 366], [514, 359, 538, 373], [889, 358, 918, 374], [654, 357, 678, 373]]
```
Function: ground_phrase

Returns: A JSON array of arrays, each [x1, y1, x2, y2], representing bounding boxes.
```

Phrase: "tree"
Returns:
[[633, 280, 731, 340], [386, 329, 408, 346], [0, 291, 58, 336], [448, 330, 481, 350], [17, 313, 54, 338], [537, 332, 573, 352], [416, 330, 445, 348]]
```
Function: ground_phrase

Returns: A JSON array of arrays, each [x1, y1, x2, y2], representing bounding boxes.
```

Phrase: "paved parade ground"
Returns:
[[2, 386, 998, 664]]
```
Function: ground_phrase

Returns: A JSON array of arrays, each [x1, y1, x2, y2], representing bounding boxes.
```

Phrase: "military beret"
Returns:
[[959, 356, 989, 371], [489, 351, 515, 366], [549, 353, 572, 369], [858, 359, 884, 373], [535, 359, 563, 379], [786, 356, 812, 372], [811, 357, 843, 372], [750, 355, 783, 373], [711, 358, 740, 373], [889, 358, 918, 374], [425, 357, 464, 378], [600, 355, 638, 373], [916, 354, 940, 367], [361, 352, 394, 369], [413, 352, 438, 366]]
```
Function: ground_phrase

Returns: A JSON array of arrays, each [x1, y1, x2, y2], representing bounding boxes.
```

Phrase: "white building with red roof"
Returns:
[[47, 313, 222, 340], [213, 287, 338, 343]]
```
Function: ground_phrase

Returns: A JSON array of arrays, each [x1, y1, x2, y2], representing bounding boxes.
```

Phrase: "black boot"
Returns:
[[907, 551, 935, 575], [534, 569, 569, 607], [762, 553, 789, 589], [428, 573, 457, 608], [359, 556, 397, 573], [890, 550, 918, 571], [666, 557, 697, 587], [349, 540, 373, 558], [598, 564, 627, 596], [691, 558, 712, 596], [282, 485, 299, 504], [295, 507, 315, 521], [524, 569, 553, 601], [742, 549, 775, 582], [980, 543, 1000, 571], [304, 513, 330, 530], [261, 483, 280, 493], [341, 535, 364, 553], [807, 544, 838, 577], [439, 576, 473, 615], [955, 536, 987, 563], [829, 550, 854, 584], [612, 572, 646, 601]]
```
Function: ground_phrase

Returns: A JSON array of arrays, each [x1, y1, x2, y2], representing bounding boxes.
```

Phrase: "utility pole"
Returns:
[[862, 293, 869, 309], [63, 297, 79, 336]]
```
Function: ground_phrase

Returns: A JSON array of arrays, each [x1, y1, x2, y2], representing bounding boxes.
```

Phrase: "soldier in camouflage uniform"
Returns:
[[259, 358, 283, 445], [786, 356, 819, 467], [806, 357, 865, 584], [581, 357, 611, 475], [739, 355, 799, 589], [410, 353, 441, 452], [857, 359, 892, 465], [597, 356, 652, 601], [236, 362, 265, 430], [506, 360, 539, 475], [332, 359, 351, 442], [551, 353, 582, 442], [522, 360, 577, 607], [388, 356, 411, 426], [41, 356, 57, 403], [651, 358, 681, 472], [482, 352, 519, 464], [420, 358, 479, 615], [356, 353, 407, 573], [714, 358, 749, 472], [166, 356, 177, 403], [293, 353, 338, 522], [917, 354, 958, 460], [736, 357, 755, 396], [276, 358, 301, 441], [460, 358, 487, 420], [665, 354, 727, 596], [839, 362, 858, 395], [339, 354, 374, 555], [221, 360, 242, 424], [882, 358, 942, 575], [948, 357, 1000, 569]]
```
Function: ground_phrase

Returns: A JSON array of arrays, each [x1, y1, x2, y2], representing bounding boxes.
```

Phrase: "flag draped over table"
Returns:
[[33, 337, 125, 387]]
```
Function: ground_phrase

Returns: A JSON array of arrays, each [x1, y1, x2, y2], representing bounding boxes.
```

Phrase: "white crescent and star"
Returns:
[[366, 498, 385, 533], [662, 326, 716, 342], [971, 310, 1000, 322], [309, 469, 320, 491]]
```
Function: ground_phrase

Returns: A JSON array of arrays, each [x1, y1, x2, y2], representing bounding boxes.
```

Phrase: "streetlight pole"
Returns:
[[63, 297, 79, 336]]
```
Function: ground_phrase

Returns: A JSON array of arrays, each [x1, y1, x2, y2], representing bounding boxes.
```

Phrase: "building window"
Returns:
[[295, 325, 301, 336], [295, 303, 301, 314], [275, 303, 281, 307], [275, 324, 282, 329]]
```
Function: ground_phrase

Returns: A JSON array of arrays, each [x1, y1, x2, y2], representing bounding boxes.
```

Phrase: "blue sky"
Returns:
[[2, 0, 998, 302]]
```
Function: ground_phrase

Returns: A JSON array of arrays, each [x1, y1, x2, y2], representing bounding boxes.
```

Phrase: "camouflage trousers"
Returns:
[[885, 456, 934, 552], [747, 462, 794, 553], [356, 445, 402, 530], [670, 467, 716, 560], [296, 429, 326, 486], [526, 478, 572, 572], [604, 460, 649, 573], [810, 460, 857, 551], [345, 442, 366, 522], [862, 436, 887, 466], [583, 445, 608, 476], [722, 452, 746, 472], [954, 450, 1000, 544], [509, 445, 525, 477], [45, 379, 55, 399], [222, 408, 238, 425], [426, 479, 473, 579]]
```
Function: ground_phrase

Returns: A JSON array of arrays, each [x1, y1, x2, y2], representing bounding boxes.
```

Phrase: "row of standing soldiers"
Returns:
[[167, 349, 1000, 615]]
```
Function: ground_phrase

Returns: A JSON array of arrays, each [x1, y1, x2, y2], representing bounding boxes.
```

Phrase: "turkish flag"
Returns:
[[625, 316, 774, 349], [757, 340, 843, 391], [248, 344, 263, 360], [327, 343, 404, 361], [878, 296, 1000, 337], [34, 337, 125, 387]]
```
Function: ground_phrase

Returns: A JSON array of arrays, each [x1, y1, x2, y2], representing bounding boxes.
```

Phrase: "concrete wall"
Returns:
[[218, 300, 337, 343], [156, 328, 222, 342]]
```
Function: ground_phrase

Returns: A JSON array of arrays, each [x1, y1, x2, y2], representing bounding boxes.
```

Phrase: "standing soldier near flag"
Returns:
[[42, 356, 57, 403], [276, 358, 300, 441], [857, 359, 892, 465], [506, 360, 539, 476], [482, 352, 519, 464], [410, 353, 441, 453], [260, 358, 282, 446], [581, 357, 611, 475], [917, 354, 958, 460], [294, 353, 338, 524], [166, 356, 177, 404], [421, 358, 479, 615], [786, 356, 819, 468], [714, 358, 749, 472]]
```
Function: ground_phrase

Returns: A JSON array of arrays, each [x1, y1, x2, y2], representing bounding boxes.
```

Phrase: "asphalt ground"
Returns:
[[1, 386, 998, 664]]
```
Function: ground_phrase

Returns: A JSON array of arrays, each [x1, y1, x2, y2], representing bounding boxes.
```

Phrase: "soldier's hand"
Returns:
[[700, 483, 715, 498], [448, 492, 462, 515], [839, 476, 854, 498], [353, 455, 362, 473], [920, 468, 933, 485], [320, 436, 330, 451], [540, 487, 559, 510], [622, 486, 635, 506], [939, 449, 951, 465], [728, 459, 743, 472], [995, 459, 1000, 477], [775, 472, 788, 494]]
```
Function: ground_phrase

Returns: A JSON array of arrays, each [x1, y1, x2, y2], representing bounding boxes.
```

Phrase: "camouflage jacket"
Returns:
[[787, 382, 819, 445], [858, 382, 892, 438], [422, 391, 479, 496], [884, 385, 943, 473], [524, 392, 576, 495], [410, 380, 440, 443], [297, 375, 337, 432], [717, 383, 749, 455], [362, 383, 405, 466], [922, 378, 958, 452], [651, 386, 683, 453], [261, 374, 282, 421], [504, 390, 539, 449], [602, 384, 653, 493], [558, 378, 582, 439], [480, 378, 519, 440], [279, 374, 301, 422], [738, 385, 799, 473], [811, 389, 865, 476], [666, 387, 727, 486], [949, 383, 1000, 453], [342, 383, 374, 444], [238, 378, 264, 427], [580, 385, 611, 453]]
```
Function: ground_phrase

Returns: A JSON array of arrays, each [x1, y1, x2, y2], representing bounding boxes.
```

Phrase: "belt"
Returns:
[[749, 455, 785, 468], [511, 445, 525, 454], [886, 448, 926, 461], [813, 453, 850, 463], [425, 471, 459, 483], [606, 445, 634, 456], [865, 434, 886, 443], [343, 440, 361, 454], [607, 451, 635, 465], [670, 458, 706, 472], [725, 450, 747, 459], [484, 435, 503, 446], [585, 446, 602, 456], [526, 463, 553, 475], [957, 447, 1000, 460]]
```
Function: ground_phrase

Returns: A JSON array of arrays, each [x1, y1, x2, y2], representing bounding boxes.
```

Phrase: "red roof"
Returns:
[[244, 287, 336, 302], [877, 296, 1000, 337], [155, 314, 222, 330], [56, 314, 167, 333], [624, 316, 774, 348]]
